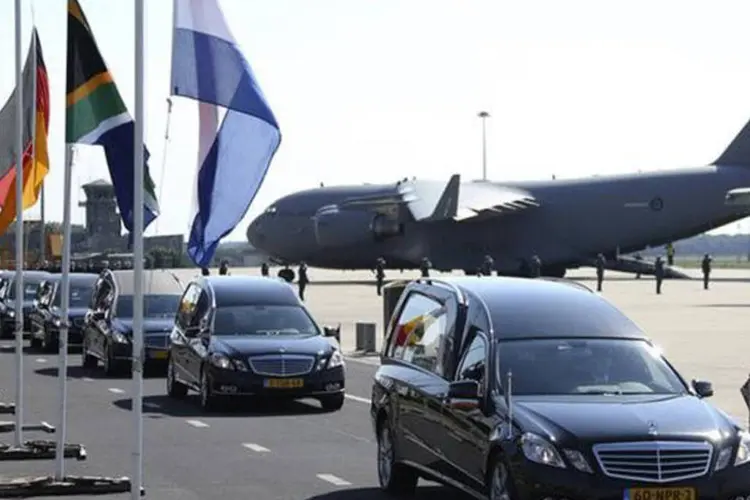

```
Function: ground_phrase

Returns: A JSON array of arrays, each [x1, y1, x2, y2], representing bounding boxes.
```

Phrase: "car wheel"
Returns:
[[166, 357, 188, 399], [377, 418, 418, 495], [29, 336, 42, 350], [81, 340, 98, 369], [199, 369, 218, 411], [319, 393, 345, 411], [487, 457, 515, 500], [103, 344, 121, 377], [42, 333, 58, 354]]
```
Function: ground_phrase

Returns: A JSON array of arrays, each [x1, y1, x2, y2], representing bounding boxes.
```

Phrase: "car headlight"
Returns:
[[209, 353, 245, 371], [112, 331, 129, 343], [521, 433, 566, 469], [327, 350, 344, 369], [7, 310, 14, 318], [735, 431, 750, 467]]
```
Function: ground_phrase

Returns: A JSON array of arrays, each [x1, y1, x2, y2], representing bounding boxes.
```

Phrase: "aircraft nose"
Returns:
[[247, 214, 266, 248]]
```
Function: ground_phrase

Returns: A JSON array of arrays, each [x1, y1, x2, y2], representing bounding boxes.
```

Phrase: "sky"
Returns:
[[2, 0, 750, 240]]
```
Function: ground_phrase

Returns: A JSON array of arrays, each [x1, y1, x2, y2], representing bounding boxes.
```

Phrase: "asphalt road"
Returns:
[[0, 343, 468, 499]]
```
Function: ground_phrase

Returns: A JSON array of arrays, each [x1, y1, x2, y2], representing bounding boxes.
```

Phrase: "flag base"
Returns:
[[0, 475, 139, 497], [0, 441, 86, 461]]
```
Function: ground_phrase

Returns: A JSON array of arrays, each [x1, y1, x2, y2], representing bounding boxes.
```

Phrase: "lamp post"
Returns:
[[478, 111, 490, 181]]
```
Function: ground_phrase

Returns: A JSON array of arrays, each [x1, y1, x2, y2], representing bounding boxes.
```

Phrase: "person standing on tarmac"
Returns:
[[420, 257, 432, 278], [654, 256, 665, 295], [201, 267, 210, 276], [298, 262, 309, 301], [529, 254, 542, 278], [666, 243, 675, 266], [374, 257, 386, 296], [635, 253, 643, 279], [481, 255, 494, 276], [701, 253, 712, 290], [260, 262, 269, 277], [595, 253, 606, 292], [219, 260, 229, 276]]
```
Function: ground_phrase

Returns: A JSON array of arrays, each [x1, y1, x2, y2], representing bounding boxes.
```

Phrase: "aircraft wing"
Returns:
[[327, 174, 539, 222]]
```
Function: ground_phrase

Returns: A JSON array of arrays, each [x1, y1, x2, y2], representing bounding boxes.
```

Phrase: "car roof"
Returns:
[[419, 277, 645, 340], [204, 276, 299, 307], [109, 269, 183, 296], [6, 270, 52, 282]]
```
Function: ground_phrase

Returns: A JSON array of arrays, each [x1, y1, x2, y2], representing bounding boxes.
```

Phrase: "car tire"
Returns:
[[103, 344, 122, 377], [487, 455, 517, 500], [29, 336, 42, 350], [319, 393, 345, 411], [377, 417, 418, 496], [42, 334, 58, 354], [166, 357, 188, 399], [81, 340, 98, 370], [199, 369, 218, 412]]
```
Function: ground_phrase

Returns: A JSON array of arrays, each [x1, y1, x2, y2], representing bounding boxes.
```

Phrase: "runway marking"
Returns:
[[108, 388, 125, 394], [35, 358, 47, 363], [316, 474, 351, 486], [242, 443, 270, 453], [82, 377, 94, 382], [185, 419, 209, 428], [345, 394, 370, 404], [143, 402, 161, 409]]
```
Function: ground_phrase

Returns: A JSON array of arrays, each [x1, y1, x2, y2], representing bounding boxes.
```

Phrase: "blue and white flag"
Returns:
[[170, 0, 281, 267]]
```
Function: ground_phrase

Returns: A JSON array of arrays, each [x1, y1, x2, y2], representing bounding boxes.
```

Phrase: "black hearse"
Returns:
[[371, 277, 750, 499], [166, 276, 346, 412], [29, 273, 98, 351], [0, 270, 50, 338], [81, 269, 183, 375]]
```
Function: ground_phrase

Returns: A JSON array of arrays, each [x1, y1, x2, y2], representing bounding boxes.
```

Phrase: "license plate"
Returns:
[[625, 487, 695, 500], [149, 350, 168, 360], [264, 378, 304, 389]]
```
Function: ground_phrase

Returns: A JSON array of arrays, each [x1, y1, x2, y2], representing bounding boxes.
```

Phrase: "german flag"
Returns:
[[66, 0, 159, 233], [0, 29, 50, 235]]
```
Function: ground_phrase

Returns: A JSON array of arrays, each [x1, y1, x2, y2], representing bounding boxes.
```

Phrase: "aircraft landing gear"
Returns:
[[278, 268, 295, 283]]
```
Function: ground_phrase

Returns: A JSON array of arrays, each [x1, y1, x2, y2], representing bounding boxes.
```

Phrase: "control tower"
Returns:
[[79, 179, 121, 238]]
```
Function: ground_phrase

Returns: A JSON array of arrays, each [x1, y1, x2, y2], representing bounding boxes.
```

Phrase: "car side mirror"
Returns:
[[446, 380, 480, 410], [323, 325, 341, 341], [692, 379, 714, 398]]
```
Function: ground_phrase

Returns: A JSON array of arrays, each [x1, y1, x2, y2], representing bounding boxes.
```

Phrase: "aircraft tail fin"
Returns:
[[427, 174, 460, 220], [714, 118, 750, 167]]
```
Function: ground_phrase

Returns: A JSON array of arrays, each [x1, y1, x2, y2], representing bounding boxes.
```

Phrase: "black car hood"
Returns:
[[212, 334, 336, 357], [113, 317, 174, 336], [515, 394, 739, 443]]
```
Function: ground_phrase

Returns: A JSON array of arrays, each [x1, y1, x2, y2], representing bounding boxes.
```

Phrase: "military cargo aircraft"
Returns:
[[247, 118, 750, 281]]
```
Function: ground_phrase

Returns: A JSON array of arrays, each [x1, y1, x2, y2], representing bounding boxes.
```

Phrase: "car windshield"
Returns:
[[7, 280, 44, 301], [496, 338, 687, 396], [212, 305, 320, 337], [53, 286, 92, 308], [116, 294, 180, 319]]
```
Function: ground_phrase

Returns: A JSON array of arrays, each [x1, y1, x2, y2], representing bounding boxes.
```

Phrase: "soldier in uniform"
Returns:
[[529, 254, 542, 278], [374, 257, 386, 296], [666, 243, 675, 266], [420, 257, 432, 278], [701, 253, 712, 290], [481, 255, 494, 276], [260, 262, 269, 277], [595, 253, 606, 292], [634, 253, 643, 279], [298, 262, 309, 301], [219, 260, 229, 276], [201, 267, 210, 276], [654, 256, 665, 295]]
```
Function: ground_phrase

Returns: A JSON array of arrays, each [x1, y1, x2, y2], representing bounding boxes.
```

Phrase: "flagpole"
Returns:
[[132, 0, 145, 497], [13, 0, 25, 449], [54, 145, 74, 479]]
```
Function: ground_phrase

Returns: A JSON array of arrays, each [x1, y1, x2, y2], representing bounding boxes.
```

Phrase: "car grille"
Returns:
[[248, 355, 315, 377], [593, 441, 713, 483], [145, 333, 168, 348], [72, 318, 85, 328]]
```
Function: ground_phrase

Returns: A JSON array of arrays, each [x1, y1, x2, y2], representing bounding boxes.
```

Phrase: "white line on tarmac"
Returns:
[[242, 443, 270, 453], [185, 419, 209, 428], [34, 358, 47, 363], [316, 474, 352, 486], [345, 394, 370, 404], [107, 388, 125, 394], [82, 377, 94, 382]]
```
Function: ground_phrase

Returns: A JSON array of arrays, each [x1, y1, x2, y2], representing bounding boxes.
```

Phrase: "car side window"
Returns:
[[388, 292, 449, 377], [177, 284, 201, 329], [456, 332, 488, 393]]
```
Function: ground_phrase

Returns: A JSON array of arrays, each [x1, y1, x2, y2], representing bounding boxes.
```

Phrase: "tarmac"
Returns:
[[0, 267, 746, 498]]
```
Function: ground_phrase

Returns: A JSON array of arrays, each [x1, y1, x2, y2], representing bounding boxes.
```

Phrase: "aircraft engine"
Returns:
[[371, 214, 403, 241], [313, 211, 403, 247]]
